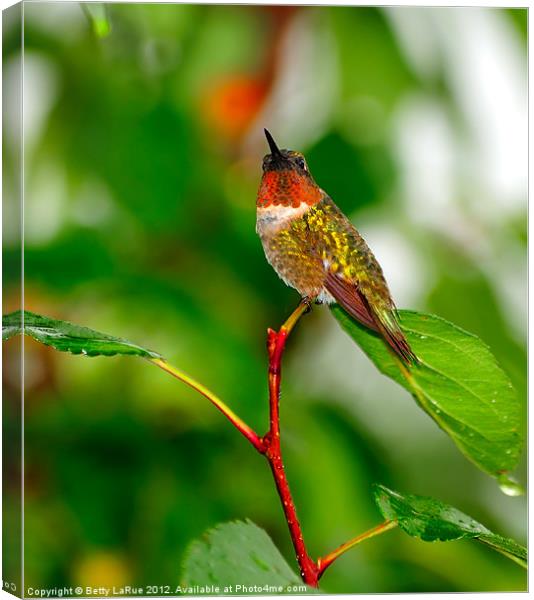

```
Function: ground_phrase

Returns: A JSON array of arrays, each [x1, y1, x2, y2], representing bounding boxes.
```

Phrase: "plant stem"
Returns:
[[261, 300, 319, 586], [150, 357, 263, 451], [152, 300, 392, 587], [317, 520, 398, 579]]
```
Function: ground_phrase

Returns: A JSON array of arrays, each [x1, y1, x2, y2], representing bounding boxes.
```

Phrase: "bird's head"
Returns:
[[257, 129, 322, 208]]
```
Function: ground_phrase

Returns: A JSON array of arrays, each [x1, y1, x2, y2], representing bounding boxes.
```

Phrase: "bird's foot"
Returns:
[[301, 296, 316, 314]]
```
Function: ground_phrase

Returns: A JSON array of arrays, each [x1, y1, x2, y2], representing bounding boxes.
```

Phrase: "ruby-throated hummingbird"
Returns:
[[256, 129, 416, 365]]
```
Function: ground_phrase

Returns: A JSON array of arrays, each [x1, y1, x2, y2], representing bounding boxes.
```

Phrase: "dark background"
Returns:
[[3, 3, 527, 593]]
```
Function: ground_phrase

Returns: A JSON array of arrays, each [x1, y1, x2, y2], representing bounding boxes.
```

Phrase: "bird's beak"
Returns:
[[264, 129, 284, 163]]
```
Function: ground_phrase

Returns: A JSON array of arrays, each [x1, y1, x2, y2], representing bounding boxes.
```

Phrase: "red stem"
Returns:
[[154, 300, 393, 586], [260, 307, 319, 587]]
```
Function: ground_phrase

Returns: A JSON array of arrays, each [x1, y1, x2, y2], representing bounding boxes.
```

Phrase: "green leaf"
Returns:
[[2, 314, 20, 342], [2, 310, 160, 359], [374, 484, 526, 569], [181, 520, 312, 593], [82, 3, 111, 38], [331, 307, 523, 483]]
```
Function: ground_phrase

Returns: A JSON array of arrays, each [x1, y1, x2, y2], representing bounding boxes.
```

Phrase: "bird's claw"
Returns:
[[301, 296, 315, 314]]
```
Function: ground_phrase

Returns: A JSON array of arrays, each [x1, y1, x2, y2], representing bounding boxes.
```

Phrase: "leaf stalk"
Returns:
[[150, 357, 263, 451], [317, 520, 398, 579]]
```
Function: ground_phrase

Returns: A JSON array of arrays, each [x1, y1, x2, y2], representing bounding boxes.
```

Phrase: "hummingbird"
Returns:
[[256, 129, 417, 365]]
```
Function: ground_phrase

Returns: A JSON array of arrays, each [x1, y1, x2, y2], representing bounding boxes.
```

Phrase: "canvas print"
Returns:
[[2, 2, 527, 597]]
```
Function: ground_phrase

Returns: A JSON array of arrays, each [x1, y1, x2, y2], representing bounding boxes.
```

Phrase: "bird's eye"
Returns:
[[295, 157, 306, 170]]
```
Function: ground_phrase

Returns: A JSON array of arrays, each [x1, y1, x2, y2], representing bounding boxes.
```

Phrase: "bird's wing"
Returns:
[[325, 271, 417, 365], [308, 195, 417, 364], [324, 271, 378, 331]]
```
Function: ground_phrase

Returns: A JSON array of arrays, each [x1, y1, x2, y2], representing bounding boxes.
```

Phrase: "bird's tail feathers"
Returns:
[[373, 311, 419, 366], [325, 272, 418, 366]]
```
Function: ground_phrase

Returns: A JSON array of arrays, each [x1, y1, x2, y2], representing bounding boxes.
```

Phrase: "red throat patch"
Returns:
[[257, 170, 323, 208]]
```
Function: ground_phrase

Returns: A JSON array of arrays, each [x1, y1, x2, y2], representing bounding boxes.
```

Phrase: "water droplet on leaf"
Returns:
[[498, 474, 524, 497]]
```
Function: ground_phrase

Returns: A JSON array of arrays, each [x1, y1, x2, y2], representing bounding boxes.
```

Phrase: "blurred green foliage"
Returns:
[[3, 3, 526, 594]]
